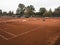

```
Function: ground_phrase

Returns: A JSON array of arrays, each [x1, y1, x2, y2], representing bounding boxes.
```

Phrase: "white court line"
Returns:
[[8, 26, 40, 40], [0, 29, 16, 40], [0, 35, 9, 40], [0, 19, 39, 40], [0, 19, 28, 40], [0, 29, 16, 36]]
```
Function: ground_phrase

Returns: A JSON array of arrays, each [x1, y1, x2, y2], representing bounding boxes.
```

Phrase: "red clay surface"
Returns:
[[0, 18, 60, 45]]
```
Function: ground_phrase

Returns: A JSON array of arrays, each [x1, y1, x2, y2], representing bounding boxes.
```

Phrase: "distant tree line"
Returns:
[[0, 3, 60, 18]]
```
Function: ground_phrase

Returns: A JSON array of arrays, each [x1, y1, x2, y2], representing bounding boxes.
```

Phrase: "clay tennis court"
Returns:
[[0, 18, 60, 45]]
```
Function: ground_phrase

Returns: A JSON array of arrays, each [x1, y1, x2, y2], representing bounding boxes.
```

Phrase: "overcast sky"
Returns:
[[0, 0, 60, 13]]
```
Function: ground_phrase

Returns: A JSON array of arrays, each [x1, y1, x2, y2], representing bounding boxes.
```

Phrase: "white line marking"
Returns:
[[0, 35, 9, 40], [8, 26, 40, 40], [0, 29, 16, 36], [0, 29, 16, 40]]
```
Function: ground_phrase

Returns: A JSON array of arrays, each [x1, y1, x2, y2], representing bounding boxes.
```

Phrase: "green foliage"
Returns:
[[16, 3, 25, 17], [3, 12, 7, 15], [39, 7, 47, 17], [16, 8, 20, 15], [0, 9, 2, 15], [43, 9, 52, 17], [1, 3, 60, 17], [53, 6, 60, 17], [48, 9, 52, 17], [18, 4, 25, 9], [8, 11, 13, 16], [24, 5, 35, 17]]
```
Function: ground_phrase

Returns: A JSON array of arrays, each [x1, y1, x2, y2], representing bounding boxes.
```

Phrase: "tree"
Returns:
[[35, 12, 41, 17], [16, 8, 20, 15], [24, 5, 35, 18], [18, 4, 25, 9], [2, 12, 7, 16], [48, 9, 52, 17], [8, 11, 13, 16], [43, 9, 52, 17], [29, 5, 35, 12], [16, 3, 25, 17], [53, 6, 60, 17], [0, 9, 2, 16], [43, 11, 48, 17], [39, 7, 47, 17]]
